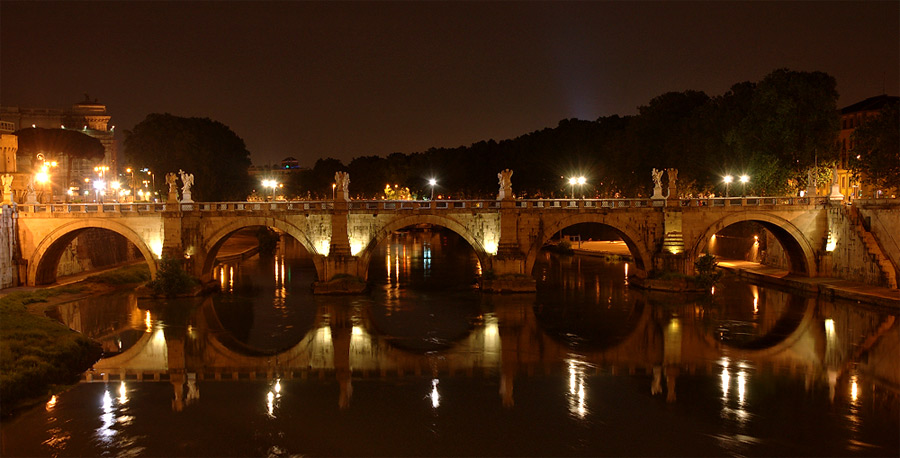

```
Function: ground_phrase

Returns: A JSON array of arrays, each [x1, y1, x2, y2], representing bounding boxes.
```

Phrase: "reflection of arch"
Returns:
[[528, 215, 653, 275], [533, 297, 648, 352], [361, 299, 477, 353], [356, 215, 488, 281], [201, 296, 319, 356], [694, 296, 818, 359], [201, 217, 323, 281], [28, 220, 158, 286], [690, 212, 816, 276]]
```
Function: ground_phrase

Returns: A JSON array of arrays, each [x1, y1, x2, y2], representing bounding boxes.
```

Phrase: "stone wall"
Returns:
[[855, 199, 900, 278], [0, 205, 17, 288], [826, 205, 892, 287]]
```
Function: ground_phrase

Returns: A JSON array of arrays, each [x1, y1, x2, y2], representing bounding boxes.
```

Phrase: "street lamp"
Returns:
[[428, 178, 437, 200], [723, 175, 734, 197], [332, 183, 336, 201], [568, 176, 586, 199], [262, 179, 277, 201], [739, 175, 750, 196]]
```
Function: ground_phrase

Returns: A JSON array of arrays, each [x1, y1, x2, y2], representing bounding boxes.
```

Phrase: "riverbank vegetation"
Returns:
[[0, 288, 102, 416]]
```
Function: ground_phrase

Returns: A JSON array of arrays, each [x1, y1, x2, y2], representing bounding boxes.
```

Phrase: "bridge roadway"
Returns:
[[14, 196, 835, 288], [71, 293, 897, 410]]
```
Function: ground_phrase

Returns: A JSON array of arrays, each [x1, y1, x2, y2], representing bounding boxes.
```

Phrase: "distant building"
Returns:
[[0, 95, 117, 194], [248, 156, 307, 184], [837, 94, 899, 199]]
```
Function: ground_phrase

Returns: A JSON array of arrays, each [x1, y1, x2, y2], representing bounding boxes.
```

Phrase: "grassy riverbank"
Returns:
[[0, 264, 151, 417]]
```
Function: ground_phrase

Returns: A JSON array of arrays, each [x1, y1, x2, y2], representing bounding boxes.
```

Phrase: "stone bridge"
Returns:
[[11, 195, 897, 290]]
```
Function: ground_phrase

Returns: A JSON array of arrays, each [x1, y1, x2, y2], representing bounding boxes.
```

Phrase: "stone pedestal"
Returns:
[[181, 190, 193, 203]]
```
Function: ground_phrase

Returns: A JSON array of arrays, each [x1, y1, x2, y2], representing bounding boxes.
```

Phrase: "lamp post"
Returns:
[[568, 176, 586, 199], [126, 168, 135, 201], [723, 175, 734, 197], [739, 175, 749, 196], [332, 183, 336, 201], [428, 178, 437, 200]]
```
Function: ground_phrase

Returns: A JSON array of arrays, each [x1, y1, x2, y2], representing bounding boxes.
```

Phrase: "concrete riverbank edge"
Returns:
[[718, 262, 900, 309]]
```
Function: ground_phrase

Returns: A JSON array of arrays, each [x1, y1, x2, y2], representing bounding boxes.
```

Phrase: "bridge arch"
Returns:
[[200, 217, 325, 282], [690, 212, 817, 276], [356, 214, 490, 282], [527, 214, 653, 276], [28, 219, 158, 286]]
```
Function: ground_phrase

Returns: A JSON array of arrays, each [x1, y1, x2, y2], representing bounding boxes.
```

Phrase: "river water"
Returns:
[[2, 229, 898, 457]]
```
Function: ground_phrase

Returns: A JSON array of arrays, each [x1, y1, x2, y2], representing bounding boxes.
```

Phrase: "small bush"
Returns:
[[146, 256, 198, 297], [694, 253, 723, 291]]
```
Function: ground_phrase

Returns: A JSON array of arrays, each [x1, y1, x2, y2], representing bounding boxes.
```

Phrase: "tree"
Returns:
[[730, 69, 840, 194], [123, 113, 252, 201], [849, 101, 900, 192], [13, 127, 105, 191]]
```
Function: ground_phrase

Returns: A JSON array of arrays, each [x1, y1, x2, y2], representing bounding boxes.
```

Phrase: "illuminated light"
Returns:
[[850, 375, 858, 402], [92, 180, 105, 190], [318, 240, 330, 256], [484, 240, 498, 255], [826, 231, 837, 252], [145, 310, 152, 332], [352, 326, 363, 336], [111, 181, 120, 190], [624, 263, 629, 277], [266, 391, 275, 418], [724, 175, 734, 184], [274, 379, 282, 394], [825, 318, 835, 336], [751, 285, 759, 315], [710, 234, 716, 241], [150, 240, 163, 258], [737, 372, 746, 404], [739, 175, 749, 184], [34, 171, 49, 183], [350, 239, 365, 256], [710, 286, 715, 295], [430, 379, 440, 409], [118, 381, 128, 404]]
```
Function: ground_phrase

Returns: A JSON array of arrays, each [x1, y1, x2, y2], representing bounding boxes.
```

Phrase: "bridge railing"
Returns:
[[12, 196, 831, 215]]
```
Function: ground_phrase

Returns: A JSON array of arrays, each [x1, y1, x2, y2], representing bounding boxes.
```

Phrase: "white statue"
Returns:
[[666, 168, 678, 199], [24, 178, 37, 204], [179, 169, 194, 203], [497, 169, 513, 200], [1, 174, 13, 204], [334, 171, 350, 201], [651, 168, 664, 199]]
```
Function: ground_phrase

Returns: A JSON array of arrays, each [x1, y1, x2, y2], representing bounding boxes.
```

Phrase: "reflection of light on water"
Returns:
[[430, 379, 440, 409], [97, 390, 116, 441], [144, 311, 152, 333], [737, 372, 746, 405], [750, 285, 759, 315], [850, 375, 858, 402], [721, 366, 730, 398], [266, 379, 282, 418], [118, 381, 128, 404], [825, 318, 835, 336], [566, 358, 590, 419], [46, 395, 57, 410]]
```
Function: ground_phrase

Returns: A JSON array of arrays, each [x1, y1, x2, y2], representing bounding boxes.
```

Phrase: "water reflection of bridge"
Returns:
[[64, 291, 898, 410]]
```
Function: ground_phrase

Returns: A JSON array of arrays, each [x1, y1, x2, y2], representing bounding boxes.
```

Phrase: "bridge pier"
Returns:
[[482, 199, 536, 292], [313, 200, 366, 293]]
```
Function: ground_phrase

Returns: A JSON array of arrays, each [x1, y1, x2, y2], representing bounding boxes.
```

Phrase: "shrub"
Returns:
[[146, 256, 198, 297], [694, 253, 723, 292]]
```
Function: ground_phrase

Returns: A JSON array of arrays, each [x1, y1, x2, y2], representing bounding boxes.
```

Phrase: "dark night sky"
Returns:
[[2, 1, 897, 167]]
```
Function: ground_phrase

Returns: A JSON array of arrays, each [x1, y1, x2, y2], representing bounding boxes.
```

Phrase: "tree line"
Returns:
[[120, 68, 897, 201]]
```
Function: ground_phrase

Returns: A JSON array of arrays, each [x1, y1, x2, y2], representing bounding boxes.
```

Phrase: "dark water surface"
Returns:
[[2, 230, 898, 457]]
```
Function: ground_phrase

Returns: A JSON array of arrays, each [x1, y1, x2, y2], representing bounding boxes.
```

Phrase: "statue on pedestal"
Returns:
[[165, 172, 178, 203], [1, 174, 13, 204], [497, 169, 513, 200], [334, 171, 350, 201], [24, 179, 37, 204], [179, 169, 194, 203], [651, 168, 664, 199], [666, 168, 678, 199], [829, 165, 844, 200]]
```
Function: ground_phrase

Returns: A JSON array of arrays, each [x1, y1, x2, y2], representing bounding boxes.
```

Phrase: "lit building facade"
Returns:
[[0, 96, 116, 196], [837, 94, 899, 199]]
